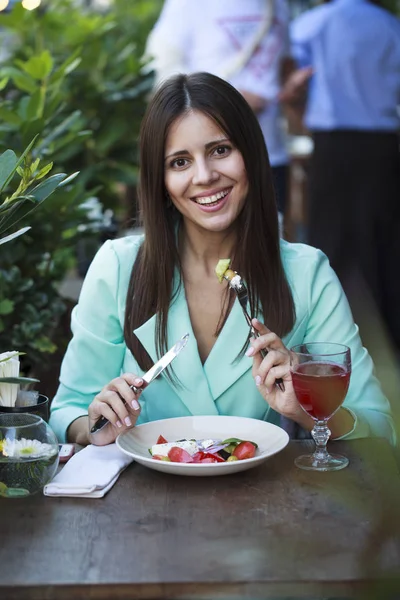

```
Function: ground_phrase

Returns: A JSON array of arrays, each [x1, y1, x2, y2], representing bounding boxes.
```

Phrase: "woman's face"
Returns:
[[164, 110, 248, 235]]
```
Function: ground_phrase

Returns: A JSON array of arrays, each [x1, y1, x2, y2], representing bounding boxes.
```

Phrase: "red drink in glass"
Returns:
[[290, 342, 351, 471], [292, 361, 350, 421]]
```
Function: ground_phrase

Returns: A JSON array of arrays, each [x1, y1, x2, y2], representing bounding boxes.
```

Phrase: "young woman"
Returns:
[[49, 73, 395, 447]]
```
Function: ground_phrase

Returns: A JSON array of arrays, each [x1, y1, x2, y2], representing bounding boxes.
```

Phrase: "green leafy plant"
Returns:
[[0, 138, 77, 246], [0, 0, 161, 389], [0, 0, 162, 218], [0, 133, 81, 372]]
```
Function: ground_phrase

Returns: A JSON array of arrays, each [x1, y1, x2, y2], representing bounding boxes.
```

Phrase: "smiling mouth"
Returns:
[[192, 188, 231, 206]]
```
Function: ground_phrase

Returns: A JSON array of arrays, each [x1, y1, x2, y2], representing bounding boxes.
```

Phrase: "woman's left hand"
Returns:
[[245, 319, 306, 423]]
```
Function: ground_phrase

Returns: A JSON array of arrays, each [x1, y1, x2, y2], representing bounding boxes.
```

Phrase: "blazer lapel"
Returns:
[[133, 280, 219, 416], [204, 297, 252, 400], [282, 312, 308, 351]]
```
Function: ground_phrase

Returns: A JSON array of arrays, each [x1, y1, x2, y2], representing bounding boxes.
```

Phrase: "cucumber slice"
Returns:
[[215, 259, 231, 283], [222, 437, 258, 448]]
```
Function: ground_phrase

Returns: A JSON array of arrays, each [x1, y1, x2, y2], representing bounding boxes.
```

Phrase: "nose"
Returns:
[[192, 158, 218, 186]]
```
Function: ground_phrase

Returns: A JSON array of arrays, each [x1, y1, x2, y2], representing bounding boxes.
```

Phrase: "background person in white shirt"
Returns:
[[286, 0, 400, 354], [144, 0, 292, 222]]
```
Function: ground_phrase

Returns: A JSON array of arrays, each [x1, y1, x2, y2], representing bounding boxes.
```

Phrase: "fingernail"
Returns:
[[132, 399, 140, 411], [255, 375, 262, 386], [125, 416, 132, 427], [134, 378, 143, 386], [116, 420, 122, 428], [245, 346, 255, 357]]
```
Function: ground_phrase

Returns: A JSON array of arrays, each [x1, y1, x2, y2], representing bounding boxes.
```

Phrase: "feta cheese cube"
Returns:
[[199, 439, 216, 449], [150, 440, 199, 457]]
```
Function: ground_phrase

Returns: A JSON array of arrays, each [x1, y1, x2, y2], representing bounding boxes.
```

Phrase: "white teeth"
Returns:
[[195, 189, 229, 205]]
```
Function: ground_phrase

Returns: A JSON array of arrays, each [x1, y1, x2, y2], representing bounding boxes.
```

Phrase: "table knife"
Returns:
[[90, 333, 189, 434]]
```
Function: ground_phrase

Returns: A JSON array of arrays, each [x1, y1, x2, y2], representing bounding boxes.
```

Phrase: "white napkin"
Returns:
[[43, 443, 134, 498]]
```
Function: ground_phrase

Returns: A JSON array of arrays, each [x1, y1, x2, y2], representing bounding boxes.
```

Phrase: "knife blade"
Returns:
[[90, 333, 189, 434]]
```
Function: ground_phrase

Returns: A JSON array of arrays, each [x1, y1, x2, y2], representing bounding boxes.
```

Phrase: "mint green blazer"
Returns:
[[50, 236, 395, 444]]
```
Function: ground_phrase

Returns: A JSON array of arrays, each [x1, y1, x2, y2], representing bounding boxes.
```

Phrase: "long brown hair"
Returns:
[[124, 72, 295, 370]]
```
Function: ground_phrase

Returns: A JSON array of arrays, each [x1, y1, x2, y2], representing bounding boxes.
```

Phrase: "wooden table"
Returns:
[[1, 439, 400, 600]]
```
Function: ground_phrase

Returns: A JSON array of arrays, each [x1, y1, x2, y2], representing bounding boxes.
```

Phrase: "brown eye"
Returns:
[[213, 145, 231, 156], [171, 158, 188, 168]]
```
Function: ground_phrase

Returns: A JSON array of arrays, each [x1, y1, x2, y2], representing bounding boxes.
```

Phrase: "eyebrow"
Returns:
[[164, 138, 230, 161]]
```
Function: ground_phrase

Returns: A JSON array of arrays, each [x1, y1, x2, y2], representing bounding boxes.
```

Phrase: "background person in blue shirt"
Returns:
[[285, 0, 400, 354]]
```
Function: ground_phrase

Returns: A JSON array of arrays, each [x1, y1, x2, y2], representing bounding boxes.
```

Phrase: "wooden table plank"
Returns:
[[1, 439, 400, 599]]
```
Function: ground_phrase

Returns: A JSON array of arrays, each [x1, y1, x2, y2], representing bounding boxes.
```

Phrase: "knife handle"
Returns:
[[90, 384, 143, 434]]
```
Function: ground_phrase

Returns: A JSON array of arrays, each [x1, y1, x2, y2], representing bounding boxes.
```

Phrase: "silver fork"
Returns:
[[224, 271, 285, 392]]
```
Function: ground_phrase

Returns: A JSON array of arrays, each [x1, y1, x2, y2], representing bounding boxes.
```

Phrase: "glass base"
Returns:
[[295, 452, 349, 472]]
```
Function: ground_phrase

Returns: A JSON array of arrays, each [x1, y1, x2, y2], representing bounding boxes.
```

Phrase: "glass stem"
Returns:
[[311, 420, 331, 462]]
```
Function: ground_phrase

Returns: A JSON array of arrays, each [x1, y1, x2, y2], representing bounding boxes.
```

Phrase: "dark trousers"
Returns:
[[271, 164, 288, 215], [308, 130, 400, 351]]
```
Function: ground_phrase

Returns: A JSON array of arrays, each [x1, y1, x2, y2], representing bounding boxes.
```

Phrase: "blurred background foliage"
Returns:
[[0, 0, 162, 386], [379, 0, 399, 11]]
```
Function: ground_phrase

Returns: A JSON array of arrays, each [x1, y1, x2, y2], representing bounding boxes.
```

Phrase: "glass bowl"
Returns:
[[0, 413, 59, 497]]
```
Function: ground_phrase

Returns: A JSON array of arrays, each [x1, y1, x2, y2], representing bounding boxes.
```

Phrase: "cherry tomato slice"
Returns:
[[192, 451, 224, 463], [204, 452, 225, 462], [168, 446, 193, 463], [192, 452, 204, 463], [156, 435, 168, 444], [232, 441, 256, 460]]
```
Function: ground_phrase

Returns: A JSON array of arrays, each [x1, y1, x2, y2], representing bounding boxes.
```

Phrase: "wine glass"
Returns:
[[290, 342, 351, 471]]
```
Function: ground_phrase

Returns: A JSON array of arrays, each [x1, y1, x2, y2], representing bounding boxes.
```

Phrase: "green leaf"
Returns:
[[58, 171, 79, 187], [20, 119, 45, 149], [38, 111, 82, 149], [16, 51, 53, 80], [0, 137, 38, 193], [0, 77, 9, 91], [26, 87, 46, 120], [0, 200, 26, 232], [64, 57, 82, 75], [28, 173, 68, 202], [51, 48, 82, 83], [0, 197, 39, 234], [0, 149, 17, 191], [17, 96, 30, 121], [0, 300, 14, 315], [0, 227, 31, 245], [221, 438, 259, 448], [34, 337, 57, 354], [35, 162, 53, 180], [0, 107, 22, 127], [0, 198, 33, 215], [0, 377, 40, 384], [0, 352, 25, 362], [29, 158, 40, 175], [0, 67, 37, 94]]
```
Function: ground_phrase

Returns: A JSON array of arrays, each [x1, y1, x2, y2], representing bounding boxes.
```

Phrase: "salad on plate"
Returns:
[[149, 435, 257, 463]]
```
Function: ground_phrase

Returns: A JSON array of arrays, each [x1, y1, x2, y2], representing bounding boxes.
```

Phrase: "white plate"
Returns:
[[116, 415, 289, 477]]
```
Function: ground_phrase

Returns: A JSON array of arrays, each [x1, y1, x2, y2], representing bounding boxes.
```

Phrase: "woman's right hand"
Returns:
[[87, 373, 143, 446]]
